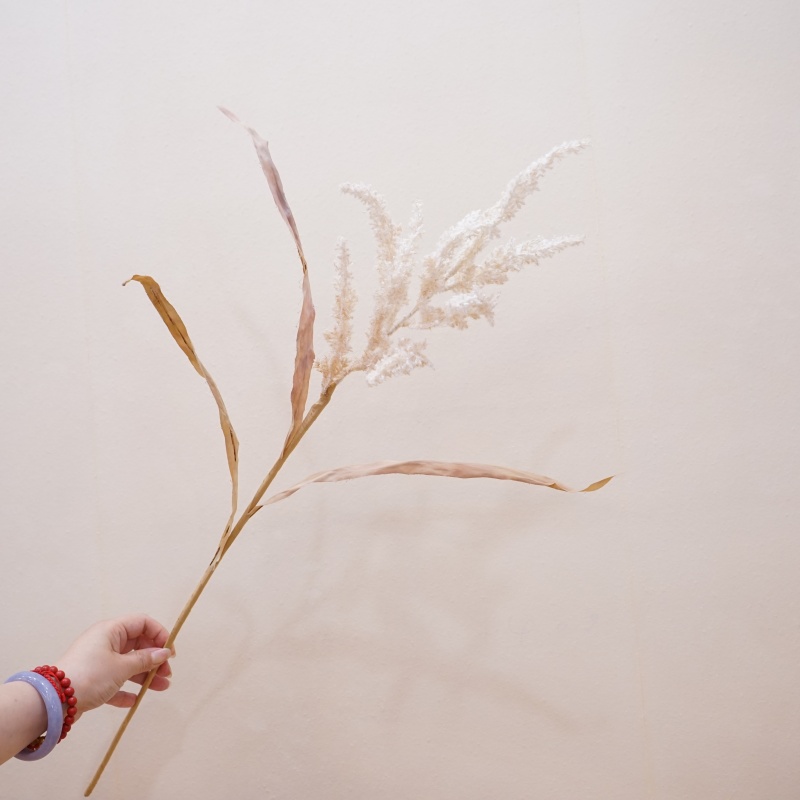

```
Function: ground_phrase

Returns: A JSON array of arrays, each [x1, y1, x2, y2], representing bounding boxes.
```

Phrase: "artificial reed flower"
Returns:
[[86, 118, 605, 796], [321, 140, 589, 388]]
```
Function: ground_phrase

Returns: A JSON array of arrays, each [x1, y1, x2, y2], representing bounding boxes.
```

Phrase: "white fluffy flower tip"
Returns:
[[365, 339, 431, 387], [444, 291, 496, 327]]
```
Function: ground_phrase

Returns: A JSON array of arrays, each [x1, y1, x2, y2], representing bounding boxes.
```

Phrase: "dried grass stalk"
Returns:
[[85, 115, 609, 795]]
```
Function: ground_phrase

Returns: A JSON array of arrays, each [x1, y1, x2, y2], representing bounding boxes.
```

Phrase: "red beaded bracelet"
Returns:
[[29, 666, 78, 747]]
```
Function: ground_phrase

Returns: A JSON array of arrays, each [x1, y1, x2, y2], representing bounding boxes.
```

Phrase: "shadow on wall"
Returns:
[[98, 483, 609, 798]]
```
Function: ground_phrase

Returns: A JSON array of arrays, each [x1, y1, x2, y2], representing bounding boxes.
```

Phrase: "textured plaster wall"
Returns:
[[1, 1, 798, 798]]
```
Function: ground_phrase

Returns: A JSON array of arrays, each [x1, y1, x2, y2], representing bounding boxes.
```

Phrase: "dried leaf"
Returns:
[[263, 460, 612, 506], [220, 107, 316, 441], [286, 269, 316, 442], [218, 106, 304, 260], [125, 275, 239, 530], [580, 476, 614, 492]]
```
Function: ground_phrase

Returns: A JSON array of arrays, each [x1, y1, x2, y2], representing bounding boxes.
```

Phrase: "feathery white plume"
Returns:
[[365, 338, 431, 386], [318, 140, 589, 388], [318, 237, 357, 389]]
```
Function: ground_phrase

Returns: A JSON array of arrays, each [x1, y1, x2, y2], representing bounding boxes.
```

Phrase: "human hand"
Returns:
[[57, 615, 174, 715]]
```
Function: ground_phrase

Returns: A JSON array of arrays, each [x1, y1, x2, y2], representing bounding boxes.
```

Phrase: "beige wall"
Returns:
[[1, 1, 798, 797]]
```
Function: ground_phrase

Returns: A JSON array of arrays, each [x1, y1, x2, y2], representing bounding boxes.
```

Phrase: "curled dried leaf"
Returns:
[[263, 460, 612, 506], [125, 275, 239, 532]]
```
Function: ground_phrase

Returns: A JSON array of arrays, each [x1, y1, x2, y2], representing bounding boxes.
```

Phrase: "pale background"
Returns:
[[1, 1, 798, 798]]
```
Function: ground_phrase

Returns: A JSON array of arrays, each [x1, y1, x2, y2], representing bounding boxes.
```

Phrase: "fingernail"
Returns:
[[155, 648, 172, 661]]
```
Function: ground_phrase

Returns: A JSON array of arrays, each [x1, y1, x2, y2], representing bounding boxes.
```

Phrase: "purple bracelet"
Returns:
[[4, 671, 64, 760]]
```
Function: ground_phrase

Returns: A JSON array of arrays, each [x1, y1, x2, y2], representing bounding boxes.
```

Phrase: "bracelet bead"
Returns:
[[32, 665, 79, 747]]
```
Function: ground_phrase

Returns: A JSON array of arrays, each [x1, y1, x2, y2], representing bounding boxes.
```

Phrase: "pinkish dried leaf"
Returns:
[[219, 107, 304, 259], [263, 460, 612, 505], [220, 108, 316, 442]]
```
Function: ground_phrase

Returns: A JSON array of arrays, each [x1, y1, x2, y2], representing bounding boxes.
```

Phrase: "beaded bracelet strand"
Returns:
[[33, 666, 78, 743], [3, 666, 78, 760]]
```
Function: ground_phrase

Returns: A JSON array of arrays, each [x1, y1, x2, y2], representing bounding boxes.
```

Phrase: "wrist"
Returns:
[[1, 669, 71, 762], [55, 657, 93, 715], [0, 681, 48, 759]]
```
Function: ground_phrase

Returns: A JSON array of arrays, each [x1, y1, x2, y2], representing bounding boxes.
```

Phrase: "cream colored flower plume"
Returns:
[[319, 140, 589, 389]]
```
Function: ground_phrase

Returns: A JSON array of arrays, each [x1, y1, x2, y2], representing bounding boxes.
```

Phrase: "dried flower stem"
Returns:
[[84, 382, 336, 795]]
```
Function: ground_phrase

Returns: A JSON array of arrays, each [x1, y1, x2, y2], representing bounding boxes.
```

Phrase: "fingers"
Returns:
[[106, 671, 170, 710], [111, 614, 172, 653], [127, 672, 171, 692], [127, 658, 172, 688], [106, 690, 138, 709], [156, 659, 172, 679], [111, 617, 175, 698], [118, 646, 172, 684], [106, 653, 172, 708]]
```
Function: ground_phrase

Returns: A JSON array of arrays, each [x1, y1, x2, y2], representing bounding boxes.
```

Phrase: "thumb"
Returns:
[[120, 647, 172, 678]]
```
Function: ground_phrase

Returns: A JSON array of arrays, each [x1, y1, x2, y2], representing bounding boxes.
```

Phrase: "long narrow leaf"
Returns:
[[286, 269, 316, 440], [263, 460, 612, 506], [125, 275, 239, 531], [220, 107, 316, 440], [218, 106, 304, 260]]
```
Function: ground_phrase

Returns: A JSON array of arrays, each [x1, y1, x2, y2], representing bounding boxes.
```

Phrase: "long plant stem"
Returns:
[[85, 383, 336, 796]]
